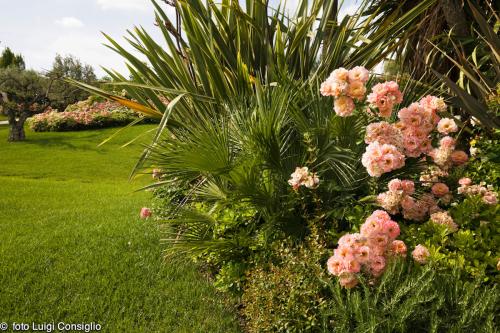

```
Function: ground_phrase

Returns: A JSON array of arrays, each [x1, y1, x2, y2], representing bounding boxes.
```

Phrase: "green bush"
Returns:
[[242, 248, 499, 332], [242, 235, 329, 333]]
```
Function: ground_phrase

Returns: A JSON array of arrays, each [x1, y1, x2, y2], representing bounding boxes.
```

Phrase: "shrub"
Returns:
[[27, 98, 141, 132], [242, 242, 499, 332], [324, 260, 499, 332], [242, 234, 330, 333]]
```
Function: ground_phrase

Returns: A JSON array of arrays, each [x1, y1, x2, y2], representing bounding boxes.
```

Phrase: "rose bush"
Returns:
[[27, 97, 145, 132]]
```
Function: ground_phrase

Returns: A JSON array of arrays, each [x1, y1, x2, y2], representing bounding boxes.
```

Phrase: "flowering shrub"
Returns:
[[320, 67, 499, 287], [27, 98, 141, 132], [326, 210, 405, 288]]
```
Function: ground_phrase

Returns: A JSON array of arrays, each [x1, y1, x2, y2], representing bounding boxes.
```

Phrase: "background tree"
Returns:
[[47, 54, 97, 111], [0, 47, 25, 70], [0, 68, 51, 141]]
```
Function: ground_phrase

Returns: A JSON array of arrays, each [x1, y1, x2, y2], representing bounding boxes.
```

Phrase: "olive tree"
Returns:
[[0, 68, 51, 141]]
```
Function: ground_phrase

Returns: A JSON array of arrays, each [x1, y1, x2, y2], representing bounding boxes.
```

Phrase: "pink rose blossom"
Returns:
[[140, 207, 152, 219], [420, 95, 446, 113], [482, 192, 498, 205], [458, 177, 472, 186], [390, 240, 407, 257], [437, 118, 458, 134], [329, 67, 349, 82], [430, 211, 458, 232], [348, 66, 369, 83], [412, 244, 430, 264], [451, 150, 468, 165], [362, 142, 405, 177], [334, 96, 355, 117], [327, 256, 343, 275], [431, 183, 449, 197], [288, 167, 320, 190], [401, 180, 415, 195], [346, 80, 367, 101], [383, 220, 401, 239], [440, 136, 456, 149]]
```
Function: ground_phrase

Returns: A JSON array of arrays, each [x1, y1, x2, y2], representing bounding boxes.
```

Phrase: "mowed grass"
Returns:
[[0, 125, 240, 332]]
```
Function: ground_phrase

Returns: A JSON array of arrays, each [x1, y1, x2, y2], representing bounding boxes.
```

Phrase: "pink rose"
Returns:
[[458, 177, 472, 186], [431, 183, 449, 197], [451, 150, 468, 165], [401, 180, 415, 195], [327, 256, 343, 276], [390, 240, 407, 257], [437, 118, 458, 134], [412, 244, 430, 264], [388, 179, 402, 192], [334, 96, 355, 117], [383, 220, 401, 239], [140, 207, 152, 219]]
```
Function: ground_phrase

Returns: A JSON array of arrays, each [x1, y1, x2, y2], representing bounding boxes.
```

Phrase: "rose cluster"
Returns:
[[361, 141, 405, 177], [430, 211, 458, 232], [288, 167, 320, 190], [327, 210, 406, 288], [458, 178, 498, 205], [411, 244, 430, 264], [396, 101, 438, 157], [429, 136, 468, 169], [376, 179, 441, 221], [366, 81, 403, 117], [364, 121, 404, 149], [320, 66, 369, 116]]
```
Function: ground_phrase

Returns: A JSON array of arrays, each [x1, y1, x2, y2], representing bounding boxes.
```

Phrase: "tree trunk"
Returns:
[[7, 110, 28, 142], [8, 123, 25, 141], [439, 0, 468, 38]]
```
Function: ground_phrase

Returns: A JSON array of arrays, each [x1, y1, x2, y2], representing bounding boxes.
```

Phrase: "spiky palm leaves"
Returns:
[[71, 0, 439, 120], [147, 82, 367, 258], [68, 0, 443, 258], [430, 0, 500, 129]]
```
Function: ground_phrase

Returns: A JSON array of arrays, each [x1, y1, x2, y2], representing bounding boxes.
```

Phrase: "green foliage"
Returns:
[[242, 240, 499, 333], [71, 0, 438, 127], [403, 195, 499, 281], [0, 67, 51, 140], [467, 128, 500, 186], [325, 260, 498, 332], [150, 83, 369, 275], [242, 237, 329, 333], [428, 1, 500, 128], [0, 68, 49, 104], [0, 47, 25, 70], [47, 54, 97, 111]]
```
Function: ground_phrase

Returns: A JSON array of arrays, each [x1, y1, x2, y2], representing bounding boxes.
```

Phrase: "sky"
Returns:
[[0, 0, 358, 77]]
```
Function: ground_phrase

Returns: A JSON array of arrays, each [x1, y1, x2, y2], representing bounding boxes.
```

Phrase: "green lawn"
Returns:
[[0, 125, 240, 332]]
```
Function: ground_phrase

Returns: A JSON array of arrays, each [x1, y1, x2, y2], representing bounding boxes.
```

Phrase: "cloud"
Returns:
[[339, 4, 358, 20], [96, 0, 151, 11], [54, 17, 84, 28]]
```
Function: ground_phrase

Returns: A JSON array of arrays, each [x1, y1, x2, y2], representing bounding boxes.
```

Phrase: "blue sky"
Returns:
[[0, 0, 357, 77]]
